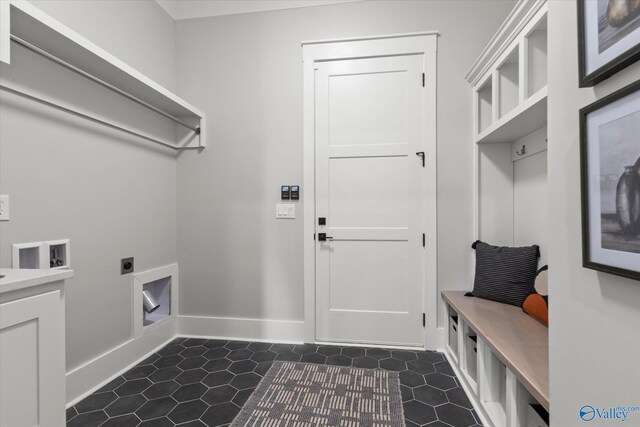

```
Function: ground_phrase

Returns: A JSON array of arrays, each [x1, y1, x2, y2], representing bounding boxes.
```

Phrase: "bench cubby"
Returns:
[[480, 341, 507, 427], [442, 291, 548, 427], [527, 404, 549, 427], [465, 331, 478, 384], [459, 321, 478, 392], [447, 306, 459, 363]]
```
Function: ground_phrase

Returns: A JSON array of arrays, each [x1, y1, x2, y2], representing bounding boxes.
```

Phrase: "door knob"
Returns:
[[318, 233, 334, 241]]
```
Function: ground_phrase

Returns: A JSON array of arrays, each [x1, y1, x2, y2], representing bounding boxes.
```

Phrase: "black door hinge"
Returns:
[[422, 233, 426, 247], [314, 233, 316, 241], [422, 313, 426, 327], [422, 73, 425, 87]]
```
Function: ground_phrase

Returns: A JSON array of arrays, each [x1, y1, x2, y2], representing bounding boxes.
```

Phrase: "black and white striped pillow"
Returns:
[[467, 241, 540, 306]]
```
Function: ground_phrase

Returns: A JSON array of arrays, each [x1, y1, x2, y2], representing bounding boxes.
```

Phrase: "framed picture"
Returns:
[[578, 0, 640, 87], [580, 80, 640, 280]]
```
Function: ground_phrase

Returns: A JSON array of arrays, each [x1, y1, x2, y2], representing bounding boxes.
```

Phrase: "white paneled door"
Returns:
[[315, 54, 426, 347]]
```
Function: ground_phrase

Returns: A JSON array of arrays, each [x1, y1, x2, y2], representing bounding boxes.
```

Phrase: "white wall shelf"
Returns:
[[0, 0, 206, 150], [475, 87, 547, 144], [467, 1, 547, 145]]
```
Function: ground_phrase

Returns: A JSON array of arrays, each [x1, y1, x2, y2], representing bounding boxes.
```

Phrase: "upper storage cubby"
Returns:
[[497, 46, 520, 119], [477, 77, 493, 134], [0, 0, 205, 150], [525, 15, 547, 97], [466, 0, 547, 144]]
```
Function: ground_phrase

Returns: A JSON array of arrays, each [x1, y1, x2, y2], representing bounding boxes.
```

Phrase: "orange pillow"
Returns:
[[522, 266, 548, 327]]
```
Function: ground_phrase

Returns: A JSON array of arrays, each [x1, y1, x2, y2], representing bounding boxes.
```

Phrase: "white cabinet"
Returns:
[[467, 0, 548, 144], [0, 269, 71, 427], [469, 0, 549, 262]]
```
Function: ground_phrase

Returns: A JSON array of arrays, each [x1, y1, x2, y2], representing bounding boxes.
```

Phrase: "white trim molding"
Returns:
[[64, 313, 303, 407], [465, 0, 546, 87], [156, 0, 364, 21], [302, 32, 439, 349], [301, 31, 439, 46], [66, 318, 176, 406], [177, 315, 304, 344]]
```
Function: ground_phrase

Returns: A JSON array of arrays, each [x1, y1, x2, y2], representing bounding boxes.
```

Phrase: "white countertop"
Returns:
[[0, 268, 74, 294]]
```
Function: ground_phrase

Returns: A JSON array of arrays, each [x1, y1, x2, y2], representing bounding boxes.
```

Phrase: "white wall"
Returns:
[[548, 1, 640, 425], [0, 0, 177, 376], [174, 0, 515, 331]]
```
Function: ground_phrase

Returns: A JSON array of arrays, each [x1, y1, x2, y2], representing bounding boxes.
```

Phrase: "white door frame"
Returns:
[[302, 32, 439, 349]]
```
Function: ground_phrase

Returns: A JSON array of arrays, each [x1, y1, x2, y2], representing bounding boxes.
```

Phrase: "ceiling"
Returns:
[[155, 0, 365, 20]]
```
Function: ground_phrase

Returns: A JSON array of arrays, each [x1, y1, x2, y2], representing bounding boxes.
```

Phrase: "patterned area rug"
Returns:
[[231, 361, 405, 427]]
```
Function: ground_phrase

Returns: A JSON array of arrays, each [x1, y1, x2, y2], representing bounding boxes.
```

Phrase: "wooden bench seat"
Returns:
[[442, 291, 549, 411]]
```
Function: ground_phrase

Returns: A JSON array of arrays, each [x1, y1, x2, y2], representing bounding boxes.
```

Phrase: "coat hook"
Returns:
[[516, 145, 526, 156]]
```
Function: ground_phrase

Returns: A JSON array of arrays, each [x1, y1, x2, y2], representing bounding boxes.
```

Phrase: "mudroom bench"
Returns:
[[442, 291, 549, 427]]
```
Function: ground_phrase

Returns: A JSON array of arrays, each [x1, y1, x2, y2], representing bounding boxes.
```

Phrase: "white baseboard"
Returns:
[[65, 315, 303, 406], [435, 326, 444, 351], [70, 314, 448, 407], [177, 315, 304, 344], [66, 317, 176, 406]]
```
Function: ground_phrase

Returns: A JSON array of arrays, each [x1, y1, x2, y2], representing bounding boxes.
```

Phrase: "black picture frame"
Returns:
[[580, 81, 640, 280], [577, 0, 640, 87]]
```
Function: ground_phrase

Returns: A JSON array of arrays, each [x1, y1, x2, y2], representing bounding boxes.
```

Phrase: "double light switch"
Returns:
[[276, 204, 295, 219]]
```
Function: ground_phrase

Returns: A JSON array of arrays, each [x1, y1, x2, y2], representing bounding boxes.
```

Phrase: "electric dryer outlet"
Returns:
[[121, 257, 134, 274]]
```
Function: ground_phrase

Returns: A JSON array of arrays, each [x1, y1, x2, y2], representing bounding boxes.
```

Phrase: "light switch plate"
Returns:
[[0, 195, 9, 221], [276, 203, 295, 219]]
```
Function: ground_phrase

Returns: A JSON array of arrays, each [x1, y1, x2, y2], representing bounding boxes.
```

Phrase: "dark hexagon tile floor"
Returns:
[[68, 338, 481, 427]]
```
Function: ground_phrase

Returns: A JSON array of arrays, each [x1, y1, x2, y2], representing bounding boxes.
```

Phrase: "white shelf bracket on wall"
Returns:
[[0, 0, 206, 150]]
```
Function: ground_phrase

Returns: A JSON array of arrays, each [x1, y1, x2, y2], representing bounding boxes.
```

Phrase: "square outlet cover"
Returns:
[[121, 257, 134, 275]]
